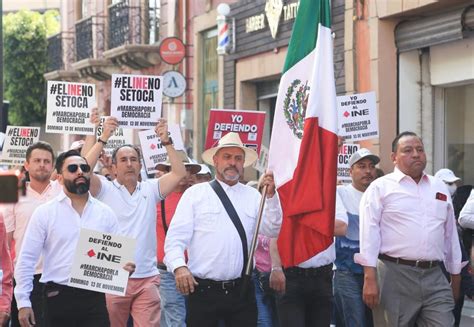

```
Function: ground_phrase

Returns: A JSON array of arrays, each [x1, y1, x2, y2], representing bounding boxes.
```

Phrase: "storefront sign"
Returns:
[[138, 124, 185, 174], [337, 143, 360, 183], [46, 81, 95, 135], [337, 91, 379, 141], [205, 109, 266, 155], [159, 37, 186, 65], [0, 126, 41, 165], [110, 74, 163, 129], [68, 228, 136, 296]]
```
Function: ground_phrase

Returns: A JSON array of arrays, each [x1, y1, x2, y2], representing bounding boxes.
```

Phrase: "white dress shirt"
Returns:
[[164, 180, 282, 281], [459, 189, 474, 229], [354, 167, 463, 274], [14, 191, 118, 309], [3, 180, 62, 272], [96, 176, 163, 278]]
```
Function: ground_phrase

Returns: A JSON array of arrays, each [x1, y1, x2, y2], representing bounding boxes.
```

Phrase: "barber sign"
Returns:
[[205, 109, 266, 155]]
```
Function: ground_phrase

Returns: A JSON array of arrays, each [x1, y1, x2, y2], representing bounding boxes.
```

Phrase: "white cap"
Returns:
[[434, 168, 460, 183], [198, 164, 211, 176], [348, 148, 380, 167]]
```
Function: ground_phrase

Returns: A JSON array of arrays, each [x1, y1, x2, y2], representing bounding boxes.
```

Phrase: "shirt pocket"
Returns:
[[428, 199, 449, 221], [195, 203, 221, 232]]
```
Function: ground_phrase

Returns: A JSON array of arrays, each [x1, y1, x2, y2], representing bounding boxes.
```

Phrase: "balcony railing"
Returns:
[[47, 32, 76, 72], [75, 17, 93, 61], [108, 0, 160, 50]]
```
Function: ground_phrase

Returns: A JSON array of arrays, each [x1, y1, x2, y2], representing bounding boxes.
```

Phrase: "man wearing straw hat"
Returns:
[[164, 132, 282, 326], [155, 150, 201, 327]]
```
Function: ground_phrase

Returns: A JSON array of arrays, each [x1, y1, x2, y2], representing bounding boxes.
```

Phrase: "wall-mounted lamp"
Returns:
[[216, 3, 235, 55]]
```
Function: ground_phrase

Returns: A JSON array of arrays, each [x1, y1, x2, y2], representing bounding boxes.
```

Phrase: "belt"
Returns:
[[284, 264, 333, 277], [195, 277, 241, 291], [378, 254, 440, 269], [157, 263, 167, 271]]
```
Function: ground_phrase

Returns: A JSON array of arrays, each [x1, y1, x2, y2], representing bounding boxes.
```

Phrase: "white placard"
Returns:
[[0, 126, 41, 165], [337, 143, 360, 183], [337, 91, 378, 141], [96, 117, 134, 156], [138, 124, 185, 175], [111, 74, 163, 129], [68, 228, 136, 296], [0, 132, 5, 153], [253, 144, 269, 174], [46, 81, 96, 135]]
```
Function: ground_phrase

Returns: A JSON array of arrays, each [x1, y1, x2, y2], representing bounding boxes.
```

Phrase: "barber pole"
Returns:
[[217, 15, 229, 55]]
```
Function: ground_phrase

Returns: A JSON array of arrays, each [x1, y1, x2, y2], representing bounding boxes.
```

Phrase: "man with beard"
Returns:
[[355, 132, 463, 326], [3, 141, 60, 327], [164, 132, 282, 327], [14, 150, 132, 327], [333, 148, 379, 327]]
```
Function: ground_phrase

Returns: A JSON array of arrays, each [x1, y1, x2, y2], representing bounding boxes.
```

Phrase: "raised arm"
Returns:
[[155, 119, 186, 197]]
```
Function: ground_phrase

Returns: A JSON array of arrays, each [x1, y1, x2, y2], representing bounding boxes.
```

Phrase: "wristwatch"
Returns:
[[98, 138, 107, 146], [271, 266, 283, 272], [161, 137, 173, 146]]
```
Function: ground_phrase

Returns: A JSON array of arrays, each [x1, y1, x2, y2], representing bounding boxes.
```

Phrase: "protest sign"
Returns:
[[46, 81, 96, 135], [337, 91, 378, 141], [138, 124, 185, 174], [96, 117, 134, 156], [0, 132, 5, 153], [205, 109, 266, 154], [337, 143, 360, 183], [68, 228, 136, 296], [0, 126, 41, 165], [111, 74, 163, 129], [253, 144, 269, 174]]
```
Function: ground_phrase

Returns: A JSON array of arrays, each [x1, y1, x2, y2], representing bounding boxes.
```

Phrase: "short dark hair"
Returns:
[[391, 131, 422, 152], [55, 150, 85, 173], [26, 141, 55, 163], [111, 144, 142, 164]]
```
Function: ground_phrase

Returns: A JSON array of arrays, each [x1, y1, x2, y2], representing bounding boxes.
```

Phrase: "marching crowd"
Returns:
[[0, 110, 473, 327]]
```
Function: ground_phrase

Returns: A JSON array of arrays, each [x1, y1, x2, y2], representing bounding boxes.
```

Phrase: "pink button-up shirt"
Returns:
[[354, 167, 463, 274], [0, 214, 13, 314]]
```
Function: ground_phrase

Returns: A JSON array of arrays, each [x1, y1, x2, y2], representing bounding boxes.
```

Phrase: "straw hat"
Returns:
[[201, 132, 258, 168], [156, 150, 201, 174]]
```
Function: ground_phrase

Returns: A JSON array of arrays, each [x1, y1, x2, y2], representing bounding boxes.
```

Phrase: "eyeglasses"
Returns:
[[66, 164, 91, 173]]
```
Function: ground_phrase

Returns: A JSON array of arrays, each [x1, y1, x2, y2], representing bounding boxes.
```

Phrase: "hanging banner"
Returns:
[[138, 124, 185, 174], [46, 81, 96, 135], [337, 143, 360, 183], [337, 91, 379, 141], [0, 126, 41, 165], [110, 74, 163, 129], [96, 117, 134, 156], [68, 228, 136, 296], [205, 109, 266, 154]]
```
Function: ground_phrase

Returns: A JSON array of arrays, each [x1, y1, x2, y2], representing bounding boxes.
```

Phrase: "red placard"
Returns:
[[159, 37, 186, 65], [205, 109, 266, 155]]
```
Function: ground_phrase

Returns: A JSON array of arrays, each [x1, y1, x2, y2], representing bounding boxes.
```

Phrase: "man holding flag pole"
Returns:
[[268, 0, 340, 326]]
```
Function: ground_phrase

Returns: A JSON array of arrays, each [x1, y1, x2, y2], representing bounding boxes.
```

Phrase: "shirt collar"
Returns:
[[26, 180, 54, 196], [393, 167, 429, 184], [216, 178, 241, 192], [112, 179, 141, 192], [57, 189, 93, 205]]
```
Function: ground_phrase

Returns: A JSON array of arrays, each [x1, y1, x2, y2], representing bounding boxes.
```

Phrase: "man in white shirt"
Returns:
[[85, 118, 186, 326], [459, 189, 474, 229], [355, 131, 463, 326], [3, 141, 60, 327], [164, 132, 282, 327], [334, 148, 379, 327], [15, 150, 131, 327]]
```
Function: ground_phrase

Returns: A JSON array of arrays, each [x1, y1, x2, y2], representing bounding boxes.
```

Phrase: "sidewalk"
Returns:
[[461, 297, 474, 326]]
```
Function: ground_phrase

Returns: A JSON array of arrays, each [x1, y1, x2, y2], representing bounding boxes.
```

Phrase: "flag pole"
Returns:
[[241, 184, 268, 298]]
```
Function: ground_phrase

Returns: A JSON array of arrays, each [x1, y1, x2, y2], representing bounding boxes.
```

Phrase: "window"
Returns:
[[200, 29, 218, 151]]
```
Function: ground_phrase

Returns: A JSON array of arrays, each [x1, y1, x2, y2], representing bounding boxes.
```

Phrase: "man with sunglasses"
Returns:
[[14, 150, 133, 327], [83, 118, 186, 327]]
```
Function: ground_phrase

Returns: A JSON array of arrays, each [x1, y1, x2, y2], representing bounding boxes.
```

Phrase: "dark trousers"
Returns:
[[11, 274, 45, 327], [277, 265, 333, 327], [186, 277, 257, 327], [44, 283, 109, 327]]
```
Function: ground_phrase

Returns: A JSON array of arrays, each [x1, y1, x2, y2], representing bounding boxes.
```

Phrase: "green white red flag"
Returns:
[[268, 0, 338, 267]]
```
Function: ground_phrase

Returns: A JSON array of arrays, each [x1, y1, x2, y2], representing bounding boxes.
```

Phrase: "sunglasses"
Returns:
[[66, 164, 91, 173]]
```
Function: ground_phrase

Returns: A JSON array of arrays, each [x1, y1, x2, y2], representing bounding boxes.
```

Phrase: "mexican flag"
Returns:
[[268, 0, 338, 267]]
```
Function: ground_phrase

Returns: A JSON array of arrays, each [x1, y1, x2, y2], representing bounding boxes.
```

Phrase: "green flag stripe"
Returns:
[[282, 0, 331, 74]]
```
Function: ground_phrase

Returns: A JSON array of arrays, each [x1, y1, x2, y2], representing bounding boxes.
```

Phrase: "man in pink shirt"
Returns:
[[356, 131, 463, 326], [0, 213, 13, 326]]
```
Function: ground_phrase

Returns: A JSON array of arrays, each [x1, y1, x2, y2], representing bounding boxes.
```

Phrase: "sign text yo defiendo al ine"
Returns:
[[111, 74, 163, 129]]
